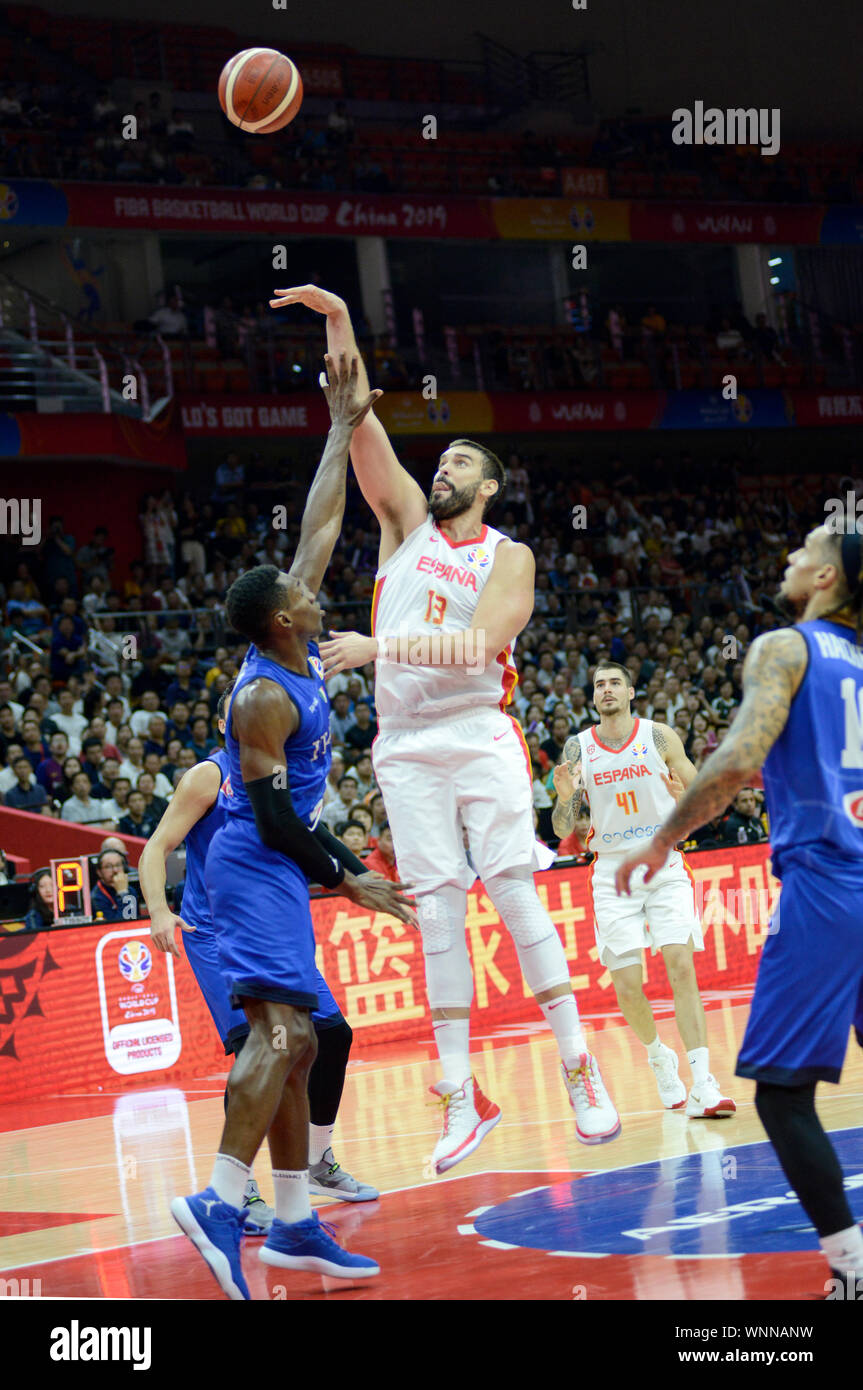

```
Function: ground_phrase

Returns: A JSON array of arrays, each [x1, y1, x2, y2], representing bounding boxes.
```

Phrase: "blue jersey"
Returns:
[[180, 749, 228, 929], [222, 642, 332, 830], [762, 617, 863, 871]]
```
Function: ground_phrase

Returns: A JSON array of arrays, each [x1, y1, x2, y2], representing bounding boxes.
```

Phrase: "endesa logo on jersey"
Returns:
[[842, 790, 863, 827], [601, 823, 663, 844]]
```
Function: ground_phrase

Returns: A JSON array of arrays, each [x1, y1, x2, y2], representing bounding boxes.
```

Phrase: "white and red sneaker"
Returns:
[[686, 1074, 736, 1118], [429, 1076, 501, 1175], [562, 1053, 621, 1144], [649, 1044, 687, 1110]]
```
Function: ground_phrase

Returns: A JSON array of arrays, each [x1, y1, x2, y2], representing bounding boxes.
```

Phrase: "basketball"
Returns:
[[217, 47, 303, 134]]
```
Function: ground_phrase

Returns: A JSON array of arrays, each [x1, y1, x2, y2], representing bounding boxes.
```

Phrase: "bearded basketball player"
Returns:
[[269, 284, 621, 1172], [617, 520, 863, 1294], [552, 661, 736, 1116]]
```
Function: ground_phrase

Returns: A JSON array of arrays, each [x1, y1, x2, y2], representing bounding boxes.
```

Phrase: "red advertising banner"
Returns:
[[0, 846, 775, 1103], [62, 184, 496, 239], [489, 390, 665, 433], [791, 389, 863, 426], [629, 201, 825, 244]]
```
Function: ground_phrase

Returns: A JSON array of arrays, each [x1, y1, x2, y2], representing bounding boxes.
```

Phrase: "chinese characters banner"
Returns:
[[0, 846, 775, 1103], [311, 845, 776, 1045]]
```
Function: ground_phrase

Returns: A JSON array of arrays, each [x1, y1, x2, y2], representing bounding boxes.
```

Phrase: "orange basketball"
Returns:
[[218, 47, 303, 134]]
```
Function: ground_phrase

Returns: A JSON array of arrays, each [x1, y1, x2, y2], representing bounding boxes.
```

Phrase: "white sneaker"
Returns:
[[649, 1044, 687, 1110], [686, 1073, 736, 1118], [429, 1075, 501, 1175], [561, 1054, 621, 1145]]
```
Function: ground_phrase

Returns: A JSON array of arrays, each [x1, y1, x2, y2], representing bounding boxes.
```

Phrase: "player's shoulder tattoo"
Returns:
[[743, 628, 808, 695], [652, 721, 667, 754], [562, 734, 582, 765]]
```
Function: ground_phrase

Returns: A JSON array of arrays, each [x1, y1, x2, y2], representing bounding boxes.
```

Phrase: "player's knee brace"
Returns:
[[416, 887, 473, 1010], [308, 1018, 353, 1127], [483, 866, 568, 995]]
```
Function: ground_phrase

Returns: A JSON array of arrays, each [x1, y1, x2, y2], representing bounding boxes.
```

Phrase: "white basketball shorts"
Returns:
[[372, 705, 556, 894], [588, 849, 704, 966]]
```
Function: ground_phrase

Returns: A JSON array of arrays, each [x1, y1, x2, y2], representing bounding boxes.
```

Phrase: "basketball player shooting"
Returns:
[[168, 354, 416, 1299], [616, 521, 863, 1294], [269, 285, 621, 1170], [552, 662, 736, 1117]]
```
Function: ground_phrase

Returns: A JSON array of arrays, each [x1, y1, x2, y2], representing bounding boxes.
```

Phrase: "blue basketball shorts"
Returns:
[[737, 857, 863, 1086], [204, 817, 343, 1016]]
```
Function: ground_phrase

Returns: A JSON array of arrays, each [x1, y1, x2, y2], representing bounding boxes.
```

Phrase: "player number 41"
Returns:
[[616, 790, 639, 815]]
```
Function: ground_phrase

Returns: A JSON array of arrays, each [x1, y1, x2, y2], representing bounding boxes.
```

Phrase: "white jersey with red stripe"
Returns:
[[371, 515, 517, 719], [577, 717, 677, 857]]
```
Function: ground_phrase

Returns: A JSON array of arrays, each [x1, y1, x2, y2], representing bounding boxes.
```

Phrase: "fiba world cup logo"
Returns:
[[118, 940, 152, 984], [631, 742, 648, 758], [465, 545, 490, 569]]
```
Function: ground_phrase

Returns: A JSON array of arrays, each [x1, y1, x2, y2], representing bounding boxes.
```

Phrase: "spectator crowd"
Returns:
[[2, 443, 836, 929]]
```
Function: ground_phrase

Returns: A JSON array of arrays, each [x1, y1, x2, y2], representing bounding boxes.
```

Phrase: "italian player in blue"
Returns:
[[139, 682, 380, 1240], [160, 355, 417, 1299], [616, 518, 863, 1296]]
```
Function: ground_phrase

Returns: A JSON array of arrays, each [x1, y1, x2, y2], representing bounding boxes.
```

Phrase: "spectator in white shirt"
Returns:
[[130, 692, 167, 736], [0, 681, 24, 722], [119, 737, 147, 785], [0, 744, 26, 795], [60, 771, 112, 826], [51, 688, 88, 756], [102, 776, 132, 824]]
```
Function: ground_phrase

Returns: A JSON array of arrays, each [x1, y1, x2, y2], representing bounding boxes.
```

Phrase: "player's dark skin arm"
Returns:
[[615, 629, 808, 893], [287, 352, 382, 596]]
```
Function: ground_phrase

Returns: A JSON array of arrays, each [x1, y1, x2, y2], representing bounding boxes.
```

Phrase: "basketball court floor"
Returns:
[[1, 992, 861, 1301]]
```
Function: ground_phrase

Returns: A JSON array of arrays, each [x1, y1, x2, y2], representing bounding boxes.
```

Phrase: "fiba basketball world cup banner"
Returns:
[[0, 845, 777, 1102]]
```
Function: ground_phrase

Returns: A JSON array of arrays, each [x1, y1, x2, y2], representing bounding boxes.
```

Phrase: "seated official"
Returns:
[[90, 849, 139, 921]]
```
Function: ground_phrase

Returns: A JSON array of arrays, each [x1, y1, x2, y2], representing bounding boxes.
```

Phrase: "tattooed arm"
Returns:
[[551, 735, 584, 839], [616, 629, 807, 890]]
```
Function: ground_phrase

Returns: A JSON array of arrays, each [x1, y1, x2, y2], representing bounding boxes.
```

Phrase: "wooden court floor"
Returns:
[[1, 995, 861, 1301]]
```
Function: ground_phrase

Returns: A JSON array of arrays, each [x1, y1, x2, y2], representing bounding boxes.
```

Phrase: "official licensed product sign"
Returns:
[[95, 926, 181, 1075]]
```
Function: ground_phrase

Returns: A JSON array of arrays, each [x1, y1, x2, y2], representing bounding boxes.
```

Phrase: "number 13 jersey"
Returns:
[[371, 516, 518, 719], [577, 718, 677, 856]]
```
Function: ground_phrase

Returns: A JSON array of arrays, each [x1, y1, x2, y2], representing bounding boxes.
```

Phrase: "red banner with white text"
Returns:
[[0, 846, 776, 1103]]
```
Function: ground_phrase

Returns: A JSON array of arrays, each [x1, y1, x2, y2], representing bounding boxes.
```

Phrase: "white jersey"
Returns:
[[577, 717, 677, 856], [372, 515, 517, 720]]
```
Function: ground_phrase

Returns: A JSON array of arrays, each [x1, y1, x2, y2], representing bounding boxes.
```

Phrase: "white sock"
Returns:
[[432, 1015, 471, 1082], [538, 993, 588, 1071], [209, 1153, 250, 1210], [821, 1224, 863, 1277], [645, 1035, 663, 1060], [309, 1123, 336, 1166], [272, 1169, 312, 1225], [688, 1047, 709, 1086]]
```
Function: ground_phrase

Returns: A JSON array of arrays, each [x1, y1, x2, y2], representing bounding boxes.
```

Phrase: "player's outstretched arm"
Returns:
[[139, 760, 222, 955], [269, 285, 427, 551], [319, 540, 536, 676], [288, 352, 382, 596], [616, 628, 808, 892], [551, 737, 584, 839]]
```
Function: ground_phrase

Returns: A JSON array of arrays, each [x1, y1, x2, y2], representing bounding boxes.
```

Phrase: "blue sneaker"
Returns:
[[170, 1187, 250, 1300], [259, 1211, 380, 1279]]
